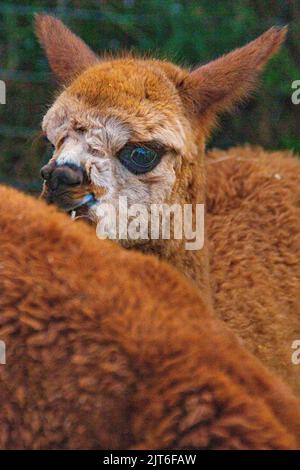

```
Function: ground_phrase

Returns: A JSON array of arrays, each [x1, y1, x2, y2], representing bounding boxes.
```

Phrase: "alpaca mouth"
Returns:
[[43, 185, 97, 214], [65, 193, 96, 212], [67, 193, 97, 221]]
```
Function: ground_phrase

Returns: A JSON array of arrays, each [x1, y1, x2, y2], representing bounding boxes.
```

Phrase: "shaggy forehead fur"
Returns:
[[69, 59, 184, 117], [43, 58, 192, 153]]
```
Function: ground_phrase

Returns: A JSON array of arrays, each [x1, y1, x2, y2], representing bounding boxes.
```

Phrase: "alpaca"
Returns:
[[1, 184, 300, 449], [35, 16, 300, 397]]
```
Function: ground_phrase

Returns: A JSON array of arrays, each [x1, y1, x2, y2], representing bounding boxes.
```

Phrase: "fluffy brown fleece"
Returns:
[[1, 184, 300, 449], [206, 146, 300, 398]]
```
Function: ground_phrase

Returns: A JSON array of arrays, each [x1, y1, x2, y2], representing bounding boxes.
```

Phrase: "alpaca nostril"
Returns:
[[40, 162, 56, 181]]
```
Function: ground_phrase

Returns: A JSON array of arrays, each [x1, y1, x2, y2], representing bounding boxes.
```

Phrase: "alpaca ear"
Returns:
[[179, 27, 287, 126], [35, 14, 98, 84]]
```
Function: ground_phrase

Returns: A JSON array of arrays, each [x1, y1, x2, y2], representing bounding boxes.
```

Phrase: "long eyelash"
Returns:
[[56, 136, 66, 150], [139, 175, 167, 184], [128, 141, 166, 156]]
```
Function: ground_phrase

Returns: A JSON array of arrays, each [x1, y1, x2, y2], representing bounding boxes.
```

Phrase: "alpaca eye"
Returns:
[[118, 145, 161, 175]]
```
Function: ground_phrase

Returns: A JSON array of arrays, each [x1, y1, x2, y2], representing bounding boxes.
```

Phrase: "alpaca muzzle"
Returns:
[[40, 161, 95, 211], [41, 161, 84, 188]]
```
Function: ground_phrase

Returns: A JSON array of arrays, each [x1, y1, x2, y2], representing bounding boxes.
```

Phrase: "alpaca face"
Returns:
[[41, 60, 195, 230], [37, 15, 286, 244]]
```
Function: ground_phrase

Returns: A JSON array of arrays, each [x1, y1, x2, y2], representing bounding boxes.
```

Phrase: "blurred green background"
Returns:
[[0, 0, 299, 193]]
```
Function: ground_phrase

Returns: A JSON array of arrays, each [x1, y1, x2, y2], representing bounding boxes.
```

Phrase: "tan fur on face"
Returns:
[[43, 86, 188, 226], [42, 60, 198, 232]]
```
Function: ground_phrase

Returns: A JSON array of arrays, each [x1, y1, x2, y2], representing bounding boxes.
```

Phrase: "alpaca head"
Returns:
[[37, 15, 286, 245]]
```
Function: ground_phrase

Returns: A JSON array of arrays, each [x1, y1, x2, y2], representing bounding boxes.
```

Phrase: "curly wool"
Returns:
[[0, 184, 300, 449], [206, 146, 300, 398]]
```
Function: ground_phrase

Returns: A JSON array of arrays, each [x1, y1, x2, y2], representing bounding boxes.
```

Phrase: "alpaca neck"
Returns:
[[137, 148, 212, 306]]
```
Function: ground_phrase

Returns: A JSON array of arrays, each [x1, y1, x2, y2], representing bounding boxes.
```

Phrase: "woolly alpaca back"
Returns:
[[206, 146, 300, 398], [1, 184, 300, 449]]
